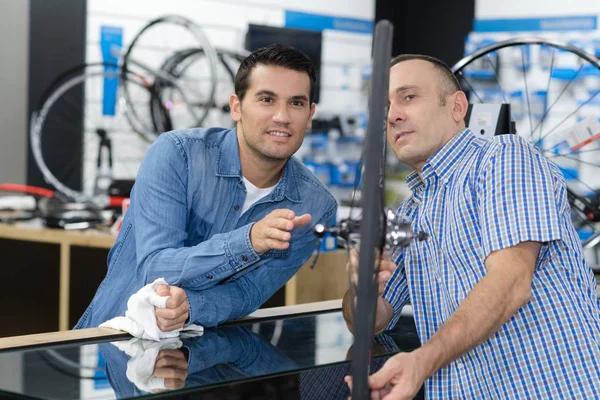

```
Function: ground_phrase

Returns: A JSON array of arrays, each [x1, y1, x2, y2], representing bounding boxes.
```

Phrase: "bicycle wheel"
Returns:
[[152, 47, 248, 130], [30, 63, 163, 206], [120, 15, 219, 135], [453, 37, 600, 235], [350, 19, 394, 400]]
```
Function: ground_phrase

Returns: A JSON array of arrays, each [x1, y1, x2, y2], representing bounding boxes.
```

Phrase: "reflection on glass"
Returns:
[[0, 312, 420, 400], [100, 325, 299, 397]]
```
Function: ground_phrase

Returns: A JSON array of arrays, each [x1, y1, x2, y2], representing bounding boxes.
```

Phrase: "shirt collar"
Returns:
[[216, 128, 302, 203], [216, 128, 242, 177], [406, 128, 474, 191]]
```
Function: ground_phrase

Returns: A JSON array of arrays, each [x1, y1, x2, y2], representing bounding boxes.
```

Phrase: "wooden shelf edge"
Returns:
[[0, 327, 126, 351]]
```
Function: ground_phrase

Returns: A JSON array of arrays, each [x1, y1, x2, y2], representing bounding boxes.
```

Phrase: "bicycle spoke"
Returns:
[[454, 39, 600, 244], [533, 64, 584, 140], [558, 146, 600, 156], [539, 88, 600, 147], [521, 47, 534, 139], [121, 16, 219, 130], [484, 55, 508, 103], [548, 153, 600, 171], [557, 162, 598, 194], [538, 47, 556, 145], [457, 71, 484, 103], [545, 145, 600, 158]]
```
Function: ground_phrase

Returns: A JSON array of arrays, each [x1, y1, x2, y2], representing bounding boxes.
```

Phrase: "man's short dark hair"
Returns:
[[234, 44, 317, 104], [391, 54, 462, 105]]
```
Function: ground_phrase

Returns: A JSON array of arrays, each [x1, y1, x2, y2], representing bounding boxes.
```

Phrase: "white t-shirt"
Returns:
[[242, 177, 277, 214]]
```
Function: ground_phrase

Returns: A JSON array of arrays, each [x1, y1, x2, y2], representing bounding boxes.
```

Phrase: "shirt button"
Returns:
[[242, 255, 248, 262], [233, 204, 240, 210], [456, 362, 464, 369], [437, 276, 442, 283]]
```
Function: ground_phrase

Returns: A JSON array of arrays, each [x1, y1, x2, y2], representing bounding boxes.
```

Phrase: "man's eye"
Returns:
[[260, 97, 273, 103], [292, 100, 305, 107], [405, 94, 415, 101]]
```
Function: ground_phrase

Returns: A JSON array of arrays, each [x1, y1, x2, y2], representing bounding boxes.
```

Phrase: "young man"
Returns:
[[76, 44, 337, 330], [344, 54, 600, 399]]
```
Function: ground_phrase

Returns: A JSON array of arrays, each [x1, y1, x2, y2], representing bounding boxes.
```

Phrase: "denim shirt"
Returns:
[[75, 127, 337, 328]]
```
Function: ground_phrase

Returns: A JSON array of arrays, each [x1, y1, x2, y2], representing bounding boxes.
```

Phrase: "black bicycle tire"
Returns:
[[29, 64, 165, 205], [451, 36, 600, 74], [351, 19, 394, 400], [34, 62, 168, 138], [149, 47, 241, 133], [120, 15, 218, 130], [35, 62, 119, 110]]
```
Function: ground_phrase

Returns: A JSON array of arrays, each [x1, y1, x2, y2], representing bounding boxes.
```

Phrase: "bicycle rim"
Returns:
[[351, 19, 394, 400]]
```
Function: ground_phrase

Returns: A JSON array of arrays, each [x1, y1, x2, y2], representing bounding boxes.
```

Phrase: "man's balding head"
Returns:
[[386, 54, 469, 171], [390, 54, 461, 106]]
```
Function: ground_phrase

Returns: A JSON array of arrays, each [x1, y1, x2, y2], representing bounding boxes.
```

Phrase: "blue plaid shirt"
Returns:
[[383, 128, 600, 398]]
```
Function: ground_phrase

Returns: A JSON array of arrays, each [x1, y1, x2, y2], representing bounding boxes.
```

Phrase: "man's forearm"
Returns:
[[415, 269, 531, 379], [143, 224, 260, 291], [186, 238, 320, 326], [342, 290, 394, 335]]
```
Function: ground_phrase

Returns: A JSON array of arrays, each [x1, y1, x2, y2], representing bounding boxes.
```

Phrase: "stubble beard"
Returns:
[[240, 121, 293, 163]]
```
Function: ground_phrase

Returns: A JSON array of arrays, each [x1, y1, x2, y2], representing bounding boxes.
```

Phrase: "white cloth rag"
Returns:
[[112, 337, 183, 393], [100, 278, 204, 341]]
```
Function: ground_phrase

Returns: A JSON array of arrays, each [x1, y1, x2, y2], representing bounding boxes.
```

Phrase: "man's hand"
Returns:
[[344, 352, 425, 400], [155, 285, 189, 332], [250, 209, 312, 254], [152, 348, 188, 392], [347, 247, 397, 295], [342, 247, 396, 334]]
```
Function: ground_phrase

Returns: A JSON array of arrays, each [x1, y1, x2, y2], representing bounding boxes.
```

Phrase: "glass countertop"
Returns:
[[0, 310, 420, 399]]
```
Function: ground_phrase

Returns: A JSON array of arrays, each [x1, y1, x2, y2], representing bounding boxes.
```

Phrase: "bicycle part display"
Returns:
[[121, 15, 219, 135], [152, 47, 248, 130], [452, 37, 600, 233], [29, 16, 227, 207], [29, 64, 161, 207]]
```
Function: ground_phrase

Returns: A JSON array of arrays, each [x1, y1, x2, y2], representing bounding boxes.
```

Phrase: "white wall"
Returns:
[[83, 0, 374, 195], [476, 0, 600, 19]]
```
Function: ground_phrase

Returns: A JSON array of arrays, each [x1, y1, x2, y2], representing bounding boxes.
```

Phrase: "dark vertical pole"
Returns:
[[28, 0, 87, 190], [375, 0, 475, 66]]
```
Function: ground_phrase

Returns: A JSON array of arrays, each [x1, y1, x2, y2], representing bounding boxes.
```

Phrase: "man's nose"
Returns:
[[273, 104, 291, 124], [388, 104, 406, 124]]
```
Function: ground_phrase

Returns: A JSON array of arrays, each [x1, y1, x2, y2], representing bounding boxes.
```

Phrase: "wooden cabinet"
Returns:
[[0, 223, 348, 337]]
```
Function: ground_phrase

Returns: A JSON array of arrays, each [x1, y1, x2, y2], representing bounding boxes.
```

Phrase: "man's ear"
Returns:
[[230, 94, 241, 122], [451, 91, 469, 123], [305, 103, 317, 130]]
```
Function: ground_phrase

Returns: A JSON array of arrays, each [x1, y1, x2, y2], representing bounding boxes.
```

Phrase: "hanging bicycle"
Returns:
[[29, 16, 221, 208]]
